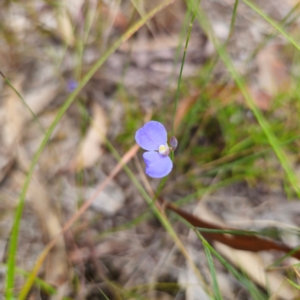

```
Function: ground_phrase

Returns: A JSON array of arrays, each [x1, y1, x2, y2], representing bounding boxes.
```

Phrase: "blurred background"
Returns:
[[1, 0, 300, 299]]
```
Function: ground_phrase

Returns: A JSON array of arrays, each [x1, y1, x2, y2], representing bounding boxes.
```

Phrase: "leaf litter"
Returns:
[[0, 0, 300, 299]]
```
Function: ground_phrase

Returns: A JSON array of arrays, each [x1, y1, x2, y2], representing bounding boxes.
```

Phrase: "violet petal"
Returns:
[[135, 121, 167, 151], [143, 151, 173, 178]]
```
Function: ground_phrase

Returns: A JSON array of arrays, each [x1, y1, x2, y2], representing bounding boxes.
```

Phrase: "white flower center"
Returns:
[[159, 144, 170, 156]]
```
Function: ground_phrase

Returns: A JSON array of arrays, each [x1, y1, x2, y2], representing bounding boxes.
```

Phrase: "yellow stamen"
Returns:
[[159, 144, 170, 156]]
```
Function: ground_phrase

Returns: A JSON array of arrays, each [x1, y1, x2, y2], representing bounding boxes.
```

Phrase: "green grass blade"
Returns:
[[196, 228, 257, 236], [98, 288, 111, 300], [286, 278, 300, 290], [248, 2, 300, 61], [227, 0, 239, 41], [15, 267, 57, 295], [7, 1, 175, 299], [3, 263, 58, 296], [171, 0, 199, 137], [162, 8, 191, 119], [189, 0, 300, 198], [202, 235, 223, 300], [266, 245, 300, 270], [0, 72, 45, 133], [195, 230, 267, 300], [178, 0, 239, 151], [243, 0, 300, 52], [157, 1, 200, 196]]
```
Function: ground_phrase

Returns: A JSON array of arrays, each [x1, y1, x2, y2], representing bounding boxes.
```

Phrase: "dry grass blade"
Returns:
[[18, 144, 139, 299]]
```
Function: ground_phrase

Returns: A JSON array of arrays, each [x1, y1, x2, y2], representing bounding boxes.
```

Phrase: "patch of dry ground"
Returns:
[[0, 0, 300, 299]]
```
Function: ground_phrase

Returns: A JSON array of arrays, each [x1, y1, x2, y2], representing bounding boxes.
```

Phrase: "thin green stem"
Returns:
[[162, 9, 191, 120], [243, 0, 300, 52], [0, 71, 45, 133], [171, 0, 199, 137], [227, 0, 239, 42], [203, 241, 223, 300], [179, 0, 239, 151], [247, 2, 300, 62], [195, 230, 267, 299]]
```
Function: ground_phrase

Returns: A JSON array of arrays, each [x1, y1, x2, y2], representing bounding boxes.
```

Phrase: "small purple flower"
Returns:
[[135, 121, 173, 178], [67, 79, 78, 92]]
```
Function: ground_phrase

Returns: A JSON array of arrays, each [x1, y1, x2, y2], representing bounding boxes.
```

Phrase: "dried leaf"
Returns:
[[174, 91, 200, 130], [72, 101, 108, 171], [56, 2, 75, 46], [160, 198, 300, 260], [256, 44, 290, 96], [170, 199, 299, 299]]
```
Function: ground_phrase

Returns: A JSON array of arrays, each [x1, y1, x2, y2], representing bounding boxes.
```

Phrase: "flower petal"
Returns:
[[135, 121, 167, 151], [143, 151, 173, 178]]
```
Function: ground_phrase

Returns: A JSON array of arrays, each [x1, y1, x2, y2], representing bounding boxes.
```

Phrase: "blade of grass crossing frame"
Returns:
[[247, 2, 300, 62], [266, 245, 300, 270], [5, 1, 175, 299], [158, 0, 199, 193], [286, 278, 300, 290], [98, 289, 110, 300], [197, 228, 257, 236], [202, 237, 223, 300], [178, 0, 239, 151], [188, 0, 300, 198], [171, 0, 199, 137], [0, 72, 45, 133], [227, 0, 239, 41], [0, 263, 57, 296], [243, 0, 300, 52], [195, 230, 267, 300], [162, 8, 191, 118]]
